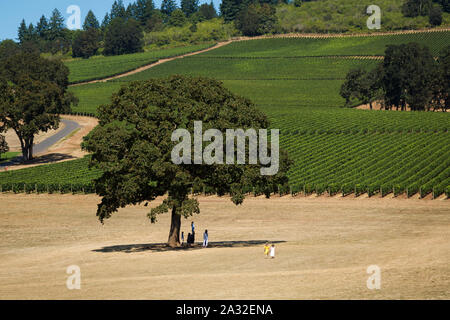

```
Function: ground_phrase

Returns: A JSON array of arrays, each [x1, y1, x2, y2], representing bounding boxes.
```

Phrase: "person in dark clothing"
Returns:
[[203, 230, 209, 248]]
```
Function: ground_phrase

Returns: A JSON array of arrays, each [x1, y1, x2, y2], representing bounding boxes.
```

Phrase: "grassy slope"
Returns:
[[276, 0, 450, 33]]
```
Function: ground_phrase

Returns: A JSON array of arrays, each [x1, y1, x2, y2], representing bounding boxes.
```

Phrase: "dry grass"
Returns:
[[0, 194, 449, 300]]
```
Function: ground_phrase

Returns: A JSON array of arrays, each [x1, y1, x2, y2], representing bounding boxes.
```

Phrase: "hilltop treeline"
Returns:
[[6, 0, 450, 60]]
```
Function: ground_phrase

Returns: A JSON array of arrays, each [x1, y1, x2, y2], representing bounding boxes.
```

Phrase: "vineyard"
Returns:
[[202, 32, 450, 57], [2, 31, 450, 198], [65, 43, 215, 84], [0, 156, 101, 193]]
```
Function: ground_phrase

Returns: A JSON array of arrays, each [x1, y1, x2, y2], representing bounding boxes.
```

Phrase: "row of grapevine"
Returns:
[[0, 182, 95, 194], [2, 181, 447, 199]]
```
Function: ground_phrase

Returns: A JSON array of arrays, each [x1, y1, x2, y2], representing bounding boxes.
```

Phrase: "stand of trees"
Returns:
[[341, 43, 450, 112], [402, 0, 449, 26], [14, 0, 221, 58]]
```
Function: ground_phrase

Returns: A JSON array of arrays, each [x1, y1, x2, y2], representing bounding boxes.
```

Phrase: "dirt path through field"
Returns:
[[69, 41, 232, 87], [0, 194, 448, 299]]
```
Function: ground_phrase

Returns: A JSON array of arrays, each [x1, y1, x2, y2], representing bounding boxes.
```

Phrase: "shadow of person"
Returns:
[[92, 240, 286, 254]]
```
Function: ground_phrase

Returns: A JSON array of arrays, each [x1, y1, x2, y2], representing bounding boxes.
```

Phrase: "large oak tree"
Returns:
[[82, 76, 291, 247], [0, 52, 75, 161]]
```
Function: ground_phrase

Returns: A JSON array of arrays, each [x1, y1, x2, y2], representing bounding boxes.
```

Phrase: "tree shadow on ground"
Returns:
[[0, 153, 75, 168], [92, 240, 286, 254]]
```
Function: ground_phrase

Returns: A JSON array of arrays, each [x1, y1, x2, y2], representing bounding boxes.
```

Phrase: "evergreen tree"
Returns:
[[36, 15, 49, 40], [220, 0, 252, 22], [48, 8, 65, 41], [134, 0, 155, 25], [126, 3, 138, 20], [161, 0, 177, 16], [103, 18, 143, 56], [72, 28, 100, 58], [111, 0, 127, 19], [101, 13, 111, 30], [17, 19, 28, 43], [181, 0, 199, 17], [198, 2, 218, 20], [27, 23, 36, 41], [83, 10, 100, 30]]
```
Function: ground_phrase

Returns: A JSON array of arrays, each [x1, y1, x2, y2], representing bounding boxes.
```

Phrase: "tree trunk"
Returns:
[[168, 207, 181, 248], [20, 138, 34, 162], [28, 138, 33, 161], [369, 102, 373, 110]]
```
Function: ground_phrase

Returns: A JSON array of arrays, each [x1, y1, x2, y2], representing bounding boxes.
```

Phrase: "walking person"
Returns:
[[181, 232, 184, 246], [264, 242, 270, 258], [203, 230, 209, 248], [270, 244, 275, 259]]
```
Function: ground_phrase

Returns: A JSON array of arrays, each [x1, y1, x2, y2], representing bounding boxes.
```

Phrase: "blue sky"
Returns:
[[0, 0, 222, 41]]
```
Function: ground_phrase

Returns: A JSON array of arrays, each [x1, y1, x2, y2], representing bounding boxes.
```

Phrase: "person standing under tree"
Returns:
[[203, 230, 209, 248], [181, 232, 184, 246], [270, 244, 275, 259], [191, 221, 195, 242]]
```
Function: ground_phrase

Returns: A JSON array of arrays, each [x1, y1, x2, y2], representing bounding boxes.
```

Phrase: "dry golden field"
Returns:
[[0, 193, 449, 299]]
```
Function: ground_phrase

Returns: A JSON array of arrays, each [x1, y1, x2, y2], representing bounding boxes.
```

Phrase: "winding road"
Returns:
[[32, 119, 80, 154], [0, 119, 80, 167]]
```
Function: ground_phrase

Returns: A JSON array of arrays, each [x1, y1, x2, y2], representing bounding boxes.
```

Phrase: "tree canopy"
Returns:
[[103, 18, 144, 56], [181, 0, 199, 17], [235, 3, 276, 36], [83, 10, 100, 30], [72, 29, 100, 58], [341, 43, 448, 112], [82, 76, 291, 247], [0, 53, 75, 161], [0, 135, 8, 158]]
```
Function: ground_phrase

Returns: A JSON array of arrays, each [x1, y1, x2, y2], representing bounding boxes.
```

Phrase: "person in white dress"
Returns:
[[270, 244, 275, 259]]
